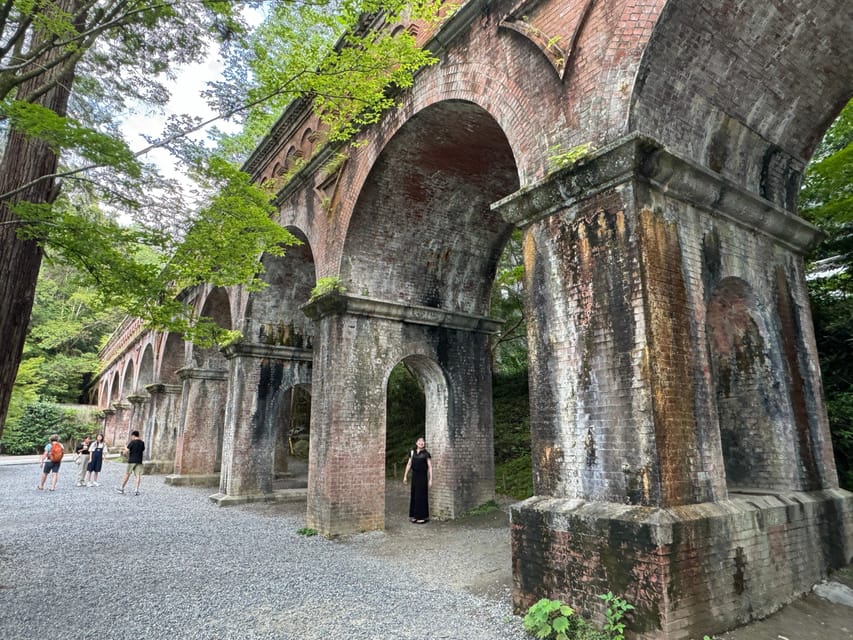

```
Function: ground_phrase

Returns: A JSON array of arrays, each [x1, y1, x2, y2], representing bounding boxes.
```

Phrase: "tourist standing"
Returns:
[[85, 433, 107, 486], [37, 434, 64, 491], [74, 435, 91, 487], [403, 437, 433, 524], [116, 430, 145, 496]]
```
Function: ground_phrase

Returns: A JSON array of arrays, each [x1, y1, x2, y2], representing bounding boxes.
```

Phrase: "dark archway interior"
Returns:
[[195, 287, 232, 369], [343, 100, 520, 316]]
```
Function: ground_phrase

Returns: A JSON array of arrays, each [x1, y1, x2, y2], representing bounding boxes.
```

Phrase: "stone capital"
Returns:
[[112, 402, 130, 411], [301, 292, 503, 334], [221, 342, 313, 362], [176, 366, 228, 382], [492, 132, 823, 253], [145, 382, 183, 395], [126, 394, 149, 405]]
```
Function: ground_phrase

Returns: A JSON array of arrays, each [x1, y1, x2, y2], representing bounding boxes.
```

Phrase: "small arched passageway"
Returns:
[[305, 99, 519, 535], [213, 230, 317, 504]]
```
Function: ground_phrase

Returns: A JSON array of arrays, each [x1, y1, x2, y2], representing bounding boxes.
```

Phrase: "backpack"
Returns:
[[49, 441, 64, 463]]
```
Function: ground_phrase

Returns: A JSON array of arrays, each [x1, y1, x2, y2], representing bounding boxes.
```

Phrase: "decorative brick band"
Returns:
[[492, 133, 823, 254], [301, 292, 503, 334]]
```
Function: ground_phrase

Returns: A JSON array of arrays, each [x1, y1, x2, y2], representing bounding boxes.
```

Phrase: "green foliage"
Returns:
[[491, 229, 528, 375], [2, 401, 92, 455], [460, 500, 501, 516], [385, 363, 425, 474], [523, 594, 633, 640], [548, 142, 595, 172], [800, 98, 853, 489], [297, 527, 318, 537], [598, 592, 634, 640], [310, 276, 347, 301]]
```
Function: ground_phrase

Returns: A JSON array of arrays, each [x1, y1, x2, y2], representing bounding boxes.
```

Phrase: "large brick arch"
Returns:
[[340, 100, 518, 314], [244, 226, 316, 345], [630, 0, 853, 206]]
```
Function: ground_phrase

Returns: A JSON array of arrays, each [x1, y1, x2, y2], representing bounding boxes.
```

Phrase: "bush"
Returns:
[[2, 402, 94, 454]]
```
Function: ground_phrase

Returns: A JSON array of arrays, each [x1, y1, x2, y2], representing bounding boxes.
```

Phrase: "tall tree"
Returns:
[[800, 98, 853, 489], [0, 1, 445, 436]]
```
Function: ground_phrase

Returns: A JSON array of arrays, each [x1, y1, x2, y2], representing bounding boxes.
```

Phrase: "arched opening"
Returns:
[[160, 332, 185, 384], [120, 360, 135, 402], [137, 345, 155, 395], [384, 355, 447, 523], [342, 100, 519, 315], [193, 287, 232, 370], [109, 371, 120, 404], [707, 277, 795, 492], [245, 228, 316, 348], [273, 384, 311, 488]]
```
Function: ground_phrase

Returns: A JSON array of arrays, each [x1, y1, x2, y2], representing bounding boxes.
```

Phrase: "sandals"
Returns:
[[414, 519, 428, 524]]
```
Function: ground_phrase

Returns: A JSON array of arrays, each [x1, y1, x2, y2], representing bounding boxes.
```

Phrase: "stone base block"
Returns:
[[511, 490, 853, 640], [209, 489, 308, 507], [142, 460, 173, 475], [164, 473, 220, 487]]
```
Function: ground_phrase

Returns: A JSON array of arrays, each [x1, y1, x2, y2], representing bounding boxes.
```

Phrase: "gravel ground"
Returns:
[[0, 458, 528, 640]]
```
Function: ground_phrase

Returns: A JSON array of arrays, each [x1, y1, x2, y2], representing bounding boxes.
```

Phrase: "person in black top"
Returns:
[[74, 435, 91, 487], [403, 437, 433, 524], [116, 431, 145, 495]]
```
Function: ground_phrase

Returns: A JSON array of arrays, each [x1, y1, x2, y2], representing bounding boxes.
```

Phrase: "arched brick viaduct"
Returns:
[[94, 1, 853, 637]]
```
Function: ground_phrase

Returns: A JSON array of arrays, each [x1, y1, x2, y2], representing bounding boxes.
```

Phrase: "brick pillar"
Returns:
[[302, 293, 501, 536], [111, 402, 132, 447], [101, 408, 116, 447], [211, 342, 312, 505], [143, 383, 182, 473], [170, 366, 227, 481], [494, 134, 853, 638], [126, 394, 148, 450]]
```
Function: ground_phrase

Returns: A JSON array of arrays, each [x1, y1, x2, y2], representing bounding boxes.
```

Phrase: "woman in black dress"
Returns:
[[403, 437, 433, 523]]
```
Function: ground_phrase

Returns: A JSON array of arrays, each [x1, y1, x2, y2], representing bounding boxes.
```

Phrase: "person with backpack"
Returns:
[[37, 434, 64, 491]]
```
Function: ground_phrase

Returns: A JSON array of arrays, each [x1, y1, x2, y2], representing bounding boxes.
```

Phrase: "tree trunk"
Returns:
[[0, 1, 79, 435]]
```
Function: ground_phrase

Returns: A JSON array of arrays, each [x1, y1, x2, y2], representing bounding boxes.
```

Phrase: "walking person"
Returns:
[[116, 430, 145, 496], [37, 434, 64, 492], [402, 437, 433, 524], [74, 435, 91, 487], [85, 433, 107, 486]]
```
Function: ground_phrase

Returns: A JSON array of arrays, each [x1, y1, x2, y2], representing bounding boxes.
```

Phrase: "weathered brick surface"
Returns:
[[512, 490, 853, 639], [218, 344, 312, 498], [304, 295, 497, 535], [173, 367, 227, 476]]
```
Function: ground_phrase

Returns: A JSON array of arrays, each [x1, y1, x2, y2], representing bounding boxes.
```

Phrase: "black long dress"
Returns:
[[408, 448, 431, 521]]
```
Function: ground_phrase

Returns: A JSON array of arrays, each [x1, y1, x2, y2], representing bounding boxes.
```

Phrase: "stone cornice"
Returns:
[[176, 367, 228, 382], [492, 133, 823, 254], [126, 394, 148, 405], [222, 342, 314, 362], [301, 293, 503, 334], [145, 383, 183, 395]]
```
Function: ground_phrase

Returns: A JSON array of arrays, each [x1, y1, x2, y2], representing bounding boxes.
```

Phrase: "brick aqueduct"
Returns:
[[93, 1, 853, 637]]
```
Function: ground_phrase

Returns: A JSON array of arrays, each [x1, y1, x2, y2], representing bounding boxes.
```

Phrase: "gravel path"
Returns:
[[0, 458, 528, 640]]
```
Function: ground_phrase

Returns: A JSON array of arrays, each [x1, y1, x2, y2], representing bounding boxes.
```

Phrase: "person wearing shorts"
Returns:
[[116, 430, 145, 496], [37, 434, 64, 491]]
